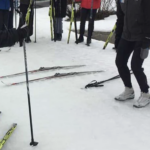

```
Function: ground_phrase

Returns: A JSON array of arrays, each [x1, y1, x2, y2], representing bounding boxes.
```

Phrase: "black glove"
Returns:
[[140, 37, 150, 59], [17, 24, 28, 40], [142, 37, 150, 49]]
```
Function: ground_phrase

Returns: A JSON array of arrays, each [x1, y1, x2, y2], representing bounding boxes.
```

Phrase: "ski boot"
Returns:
[[86, 38, 91, 46], [25, 37, 31, 43], [75, 36, 84, 44], [56, 33, 62, 41], [115, 87, 135, 101]]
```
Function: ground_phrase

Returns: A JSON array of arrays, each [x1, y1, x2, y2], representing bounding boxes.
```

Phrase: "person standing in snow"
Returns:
[[115, 0, 150, 108], [53, 0, 67, 41], [19, 0, 34, 43], [0, 0, 10, 30], [75, 0, 101, 45]]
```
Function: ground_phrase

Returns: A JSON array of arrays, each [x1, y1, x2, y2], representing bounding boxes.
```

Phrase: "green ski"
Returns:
[[103, 24, 116, 50], [0, 123, 17, 150]]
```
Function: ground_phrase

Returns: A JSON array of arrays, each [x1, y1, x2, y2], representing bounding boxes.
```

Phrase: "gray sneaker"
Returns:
[[115, 87, 135, 101]]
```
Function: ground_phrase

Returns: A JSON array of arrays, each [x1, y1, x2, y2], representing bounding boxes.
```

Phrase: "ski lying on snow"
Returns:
[[0, 123, 17, 150], [2, 70, 104, 86], [0, 65, 85, 79]]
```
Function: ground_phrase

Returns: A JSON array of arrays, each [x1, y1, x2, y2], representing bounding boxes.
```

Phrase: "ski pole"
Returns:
[[34, 0, 37, 43], [67, 0, 74, 44], [22, 38, 38, 146], [17, 4, 38, 146], [73, 0, 78, 44], [24, 1, 38, 145]]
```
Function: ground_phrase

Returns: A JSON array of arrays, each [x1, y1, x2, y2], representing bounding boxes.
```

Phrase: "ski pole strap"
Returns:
[[85, 80, 104, 88], [85, 71, 133, 89]]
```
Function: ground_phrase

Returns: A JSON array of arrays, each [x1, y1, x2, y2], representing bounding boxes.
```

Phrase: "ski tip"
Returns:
[[1, 81, 5, 85], [1, 81, 9, 86]]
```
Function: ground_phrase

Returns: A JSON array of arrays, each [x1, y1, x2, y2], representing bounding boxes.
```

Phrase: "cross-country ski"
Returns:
[[2, 70, 103, 86], [0, 124, 17, 150], [0, 65, 85, 78]]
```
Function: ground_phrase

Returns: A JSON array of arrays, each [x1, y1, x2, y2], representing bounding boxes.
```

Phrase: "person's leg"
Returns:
[[87, 9, 97, 44], [0, 10, 3, 30], [3, 10, 9, 30], [115, 38, 135, 101], [8, 0, 14, 29], [132, 41, 150, 108], [78, 8, 89, 42], [131, 41, 149, 93], [19, 4, 26, 27], [116, 38, 135, 88], [55, 17, 63, 41]]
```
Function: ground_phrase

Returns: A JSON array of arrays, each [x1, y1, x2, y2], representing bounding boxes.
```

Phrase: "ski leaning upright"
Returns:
[[0, 65, 85, 79], [67, 0, 78, 44], [2, 70, 104, 86], [103, 24, 116, 50], [49, 0, 54, 40]]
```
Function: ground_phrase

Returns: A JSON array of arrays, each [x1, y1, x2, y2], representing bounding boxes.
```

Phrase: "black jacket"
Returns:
[[0, 29, 18, 48], [54, 0, 67, 18], [116, 0, 150, 44]]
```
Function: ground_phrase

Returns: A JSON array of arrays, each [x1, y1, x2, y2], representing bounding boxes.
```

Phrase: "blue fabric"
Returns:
[[0, 0, 10, 10]]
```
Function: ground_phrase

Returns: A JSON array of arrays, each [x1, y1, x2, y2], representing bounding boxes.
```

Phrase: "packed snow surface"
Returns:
[[0, 7, 150, 150]]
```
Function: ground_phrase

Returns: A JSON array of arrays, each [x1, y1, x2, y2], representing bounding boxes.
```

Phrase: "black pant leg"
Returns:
[[3, 10, 9, 29], [0, 10, 3, 30], [79, 8, 89, 37], [0, 10, 9, 30], [115, 38, 135, 88], [87, 9, 97, 40], [131, 42, 149, 93], [28, 5, 34, 36], [19, 4, 27, 27], [8, 0, 14, 29]]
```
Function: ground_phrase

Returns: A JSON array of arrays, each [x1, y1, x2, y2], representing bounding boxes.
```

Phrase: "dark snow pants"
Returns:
[[55, 17, 63, 34], [115, 38, 149, 93], [19, 4, 34, 37], [0, 10, 9, 30], [8, 0, 14, 29], [79, 8, 97, 40]]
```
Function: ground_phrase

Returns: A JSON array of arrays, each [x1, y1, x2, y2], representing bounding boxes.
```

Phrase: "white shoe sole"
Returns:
[[133, 101, 150, 108], [115, 95, 134, 101]]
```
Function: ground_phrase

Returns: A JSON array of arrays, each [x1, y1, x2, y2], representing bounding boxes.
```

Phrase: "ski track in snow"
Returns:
[[0, 7, 150, 150]]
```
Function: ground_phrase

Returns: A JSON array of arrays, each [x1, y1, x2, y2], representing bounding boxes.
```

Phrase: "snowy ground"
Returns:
[[1, 7, 150, 150]]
